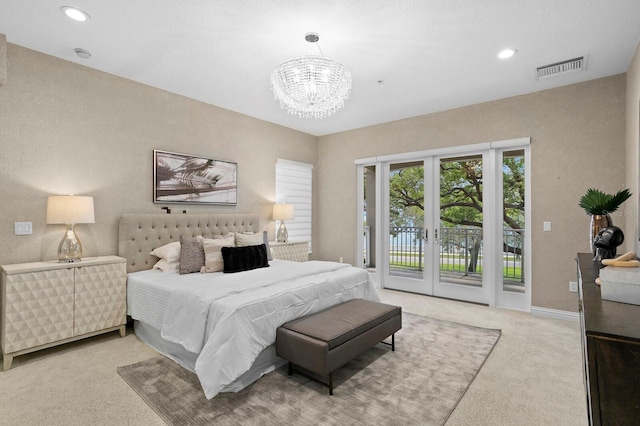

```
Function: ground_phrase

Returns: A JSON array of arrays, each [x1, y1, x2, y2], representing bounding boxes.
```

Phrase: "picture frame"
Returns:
[[153, 150, 237, 205]]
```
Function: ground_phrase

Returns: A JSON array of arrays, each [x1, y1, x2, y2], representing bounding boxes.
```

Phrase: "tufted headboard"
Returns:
[[118, 213, 261, 273]]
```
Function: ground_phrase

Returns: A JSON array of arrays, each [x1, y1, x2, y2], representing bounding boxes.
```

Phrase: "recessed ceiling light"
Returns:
[[61, 6, 90, 22], [498, 48, 517, 59], [74, 48, 92, 59]]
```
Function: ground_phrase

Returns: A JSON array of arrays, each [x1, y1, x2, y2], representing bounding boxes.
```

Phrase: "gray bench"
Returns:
[[276, 298, 402, 395]]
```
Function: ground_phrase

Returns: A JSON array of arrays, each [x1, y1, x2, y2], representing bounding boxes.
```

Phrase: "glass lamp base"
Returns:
[[276, 222, 288, 242], [58, 224, 83, 262]]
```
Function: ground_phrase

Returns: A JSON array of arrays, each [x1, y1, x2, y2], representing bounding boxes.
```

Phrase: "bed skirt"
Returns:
[[133, 320, 287, 393]]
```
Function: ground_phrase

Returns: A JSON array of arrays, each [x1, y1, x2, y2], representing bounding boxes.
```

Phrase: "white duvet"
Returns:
[[127, 260, 379, 399]]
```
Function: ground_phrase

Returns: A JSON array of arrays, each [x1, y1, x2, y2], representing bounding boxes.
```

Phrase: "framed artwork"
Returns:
[[153, 150, 237, 205]]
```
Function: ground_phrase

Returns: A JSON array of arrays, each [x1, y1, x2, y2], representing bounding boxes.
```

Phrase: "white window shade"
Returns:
[[276, 159, 313, 250]]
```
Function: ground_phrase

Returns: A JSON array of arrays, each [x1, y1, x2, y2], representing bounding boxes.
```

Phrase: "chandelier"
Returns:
[[271, 33, 352, 120]]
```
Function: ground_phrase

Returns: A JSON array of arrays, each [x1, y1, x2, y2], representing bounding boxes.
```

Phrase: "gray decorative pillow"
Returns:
[[263, 231, 273, 261], [179, 235, 205, 275]]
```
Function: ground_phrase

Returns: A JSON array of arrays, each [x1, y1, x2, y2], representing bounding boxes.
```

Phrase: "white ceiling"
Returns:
[[1, 1, 640, 136]]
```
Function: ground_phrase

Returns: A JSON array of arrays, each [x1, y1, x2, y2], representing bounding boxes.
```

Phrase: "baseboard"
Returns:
[[531, 306, 579, 323]]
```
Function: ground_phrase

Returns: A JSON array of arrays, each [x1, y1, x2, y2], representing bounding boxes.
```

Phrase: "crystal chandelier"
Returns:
[[271, 33, 352, 120]]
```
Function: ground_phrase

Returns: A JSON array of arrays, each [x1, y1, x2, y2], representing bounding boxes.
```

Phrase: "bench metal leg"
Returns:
[[380, 333, 396, 351], [287, 362, 335, 395]]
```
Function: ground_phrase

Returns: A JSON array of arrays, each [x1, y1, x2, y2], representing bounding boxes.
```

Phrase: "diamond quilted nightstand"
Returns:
[[269, 241, 309, 262], [1, 256, 126, 370]]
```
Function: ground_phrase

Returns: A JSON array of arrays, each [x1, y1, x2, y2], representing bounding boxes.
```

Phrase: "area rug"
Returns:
[[118, 313, 500, 426]]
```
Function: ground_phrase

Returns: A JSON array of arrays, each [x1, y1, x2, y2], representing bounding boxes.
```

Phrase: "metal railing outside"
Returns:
[[384, 226, 523, 282]]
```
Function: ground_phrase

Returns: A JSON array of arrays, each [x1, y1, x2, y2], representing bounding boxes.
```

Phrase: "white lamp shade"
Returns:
[[273, 203, 294, 221], [46, 195, 95, 224]]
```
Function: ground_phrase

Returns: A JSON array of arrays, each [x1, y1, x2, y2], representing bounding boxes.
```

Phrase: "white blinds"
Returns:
[[275, 159, 313, 250]]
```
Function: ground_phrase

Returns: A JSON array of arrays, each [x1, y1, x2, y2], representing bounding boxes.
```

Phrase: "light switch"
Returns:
[[543, 221, 552, 232], [14, 222, 33, 235]]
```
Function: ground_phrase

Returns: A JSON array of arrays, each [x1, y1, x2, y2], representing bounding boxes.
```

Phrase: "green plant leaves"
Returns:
[[578, 188, 632, 215]]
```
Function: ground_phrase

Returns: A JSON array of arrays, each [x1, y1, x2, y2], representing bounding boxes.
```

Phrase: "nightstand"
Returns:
[[1, 256, 127, 370], [270, 241, 309, 262]]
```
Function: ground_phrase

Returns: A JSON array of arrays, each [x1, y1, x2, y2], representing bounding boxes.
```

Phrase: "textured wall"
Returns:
[[0, 44, 317, 265], [626, 43, 640, 255], [317, 75, 627, 312]]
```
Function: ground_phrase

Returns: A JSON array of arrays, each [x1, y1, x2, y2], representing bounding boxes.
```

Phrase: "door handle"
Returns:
[[424, 228, 429, 243], [435, 228, 438, 243]]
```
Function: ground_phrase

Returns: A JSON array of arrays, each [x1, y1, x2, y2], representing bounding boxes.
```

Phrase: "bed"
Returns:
[[118, 213, 380, 399]]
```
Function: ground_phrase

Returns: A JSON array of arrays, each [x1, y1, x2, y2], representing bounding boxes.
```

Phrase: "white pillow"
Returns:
[[152, 259, 180, 273], [201, 235, 236, 273], [150, 241, 181, 262], [234, 232, 263, 247], [212, 232, 234, 240]]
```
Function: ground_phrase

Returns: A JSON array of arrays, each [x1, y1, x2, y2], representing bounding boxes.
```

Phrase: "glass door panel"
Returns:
[[434, 154, 488, 303], [389, 162, 424, 280], [384, 160, 432, 294], [502, 150, 525, 293], [363, 165, 377, 270]]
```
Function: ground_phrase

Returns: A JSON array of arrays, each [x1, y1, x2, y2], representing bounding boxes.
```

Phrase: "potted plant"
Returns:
[[578, 188, 632, 254]]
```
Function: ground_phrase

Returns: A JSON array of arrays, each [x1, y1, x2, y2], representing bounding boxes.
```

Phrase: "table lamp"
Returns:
[[273, 203, 294, 242], [46, 195, 95, 262]]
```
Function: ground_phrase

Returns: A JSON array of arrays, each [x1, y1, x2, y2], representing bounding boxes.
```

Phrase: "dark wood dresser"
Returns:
[[576, 253, 640, 426]]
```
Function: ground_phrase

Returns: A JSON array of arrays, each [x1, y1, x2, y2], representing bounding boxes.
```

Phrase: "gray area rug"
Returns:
[[118, 313, 500, 425]]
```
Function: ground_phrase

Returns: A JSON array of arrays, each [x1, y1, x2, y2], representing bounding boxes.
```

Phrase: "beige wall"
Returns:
[[317, 75, 627, 312], [626, 42, 640, 255], [0, 44, 318, 265]]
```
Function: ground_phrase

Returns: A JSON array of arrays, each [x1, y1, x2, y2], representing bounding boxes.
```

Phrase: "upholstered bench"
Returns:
[[276, 298, 402, 395]]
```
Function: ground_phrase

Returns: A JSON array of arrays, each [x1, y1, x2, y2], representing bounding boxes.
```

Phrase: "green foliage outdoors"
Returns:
[[389, 155, 525, 231]]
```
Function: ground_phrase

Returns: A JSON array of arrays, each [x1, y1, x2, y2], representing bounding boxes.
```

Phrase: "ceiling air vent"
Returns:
[[536, 56, 586, 80]]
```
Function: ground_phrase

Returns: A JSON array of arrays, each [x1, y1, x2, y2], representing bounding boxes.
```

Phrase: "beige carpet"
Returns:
[[118, 313, 500, 426]]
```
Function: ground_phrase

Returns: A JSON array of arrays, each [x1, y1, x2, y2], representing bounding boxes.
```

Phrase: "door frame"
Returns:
[[355, 137, 531, 310]]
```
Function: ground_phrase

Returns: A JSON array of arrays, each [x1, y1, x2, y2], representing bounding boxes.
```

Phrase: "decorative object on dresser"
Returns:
[[578, 188, 632, 258], [598, 251, 640, 305], [272, 203, 294, 242], [269, 240, 309, 262], [576, 253, 640, 426], [153, 150, 237, 205], [46, 195, 95, 262], [592, 226, 624, 260], [1, 256, 127, 371]]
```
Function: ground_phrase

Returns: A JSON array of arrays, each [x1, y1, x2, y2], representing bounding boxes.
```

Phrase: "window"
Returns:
[[275, 159, 313, 250]]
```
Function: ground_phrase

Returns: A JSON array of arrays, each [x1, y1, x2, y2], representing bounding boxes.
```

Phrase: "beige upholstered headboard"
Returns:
[[118, 213, 261, 273]]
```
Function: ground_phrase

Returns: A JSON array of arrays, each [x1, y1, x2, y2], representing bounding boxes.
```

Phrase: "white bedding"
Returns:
[[127, 259, 380, 399]]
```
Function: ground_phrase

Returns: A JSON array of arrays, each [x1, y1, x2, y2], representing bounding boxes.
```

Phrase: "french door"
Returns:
[[358, 138, 531, 310], [382, 152, 490, 304]]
